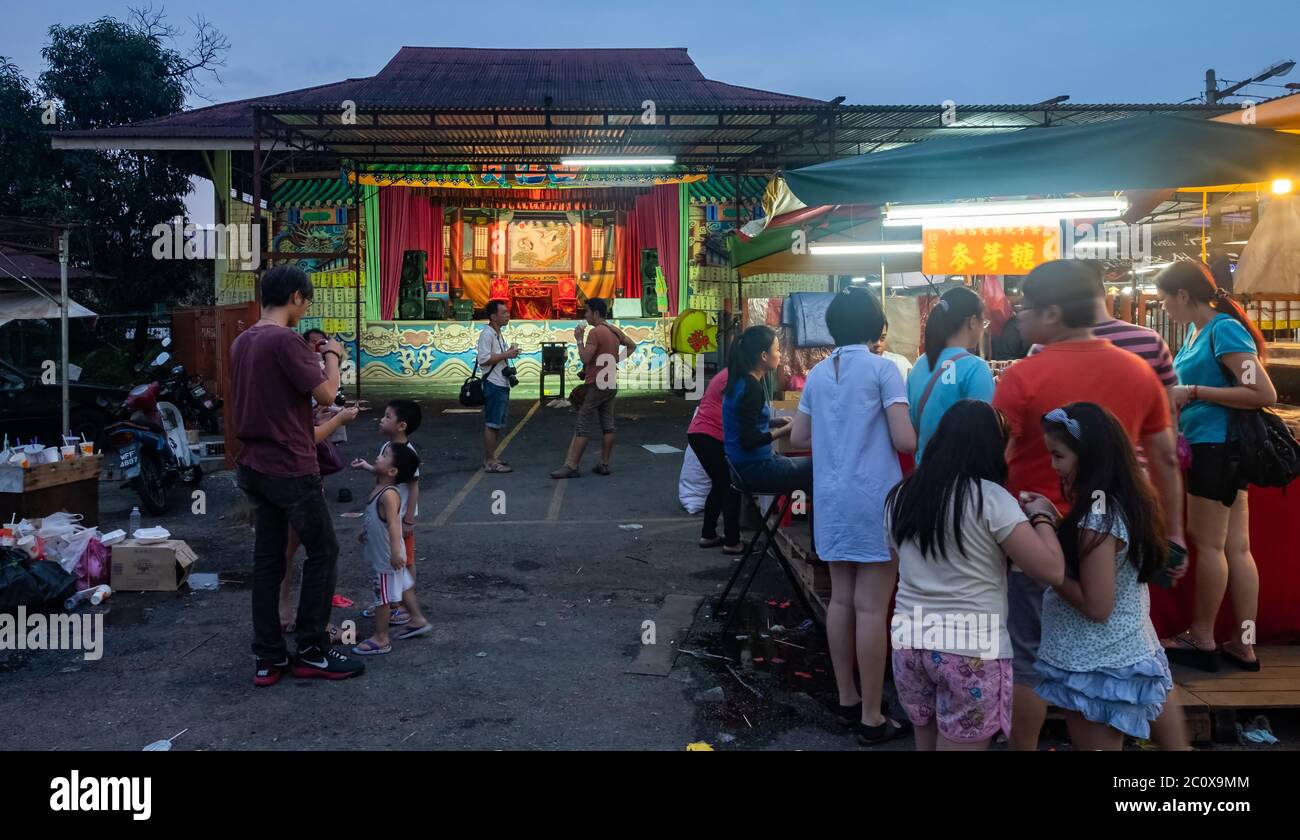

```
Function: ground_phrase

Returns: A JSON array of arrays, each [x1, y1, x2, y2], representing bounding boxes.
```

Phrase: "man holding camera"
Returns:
[[477, 299, 520, 473]]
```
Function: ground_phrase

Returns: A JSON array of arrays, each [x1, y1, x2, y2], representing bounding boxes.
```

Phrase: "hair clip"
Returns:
[[1044, 407, 1081, 440]]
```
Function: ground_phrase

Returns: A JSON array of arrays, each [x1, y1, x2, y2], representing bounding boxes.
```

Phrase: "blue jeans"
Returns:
[[733, 455, 813, 495], [484, 382, 510, 429]]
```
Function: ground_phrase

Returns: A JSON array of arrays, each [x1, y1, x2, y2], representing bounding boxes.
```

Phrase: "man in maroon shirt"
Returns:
[[231, 266, 363, 685]]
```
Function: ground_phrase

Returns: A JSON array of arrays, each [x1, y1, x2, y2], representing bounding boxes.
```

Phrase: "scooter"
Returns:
[[104, 344, 203, 514]]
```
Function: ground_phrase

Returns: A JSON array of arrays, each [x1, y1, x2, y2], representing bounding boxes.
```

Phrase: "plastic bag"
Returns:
[[36, 512, 85, 539], [0, 549, 42, 610], [75, 537, 110, 590], [50, 527, 99, 574], [26, 560, 76, 607], [678, 443, 711, 515]]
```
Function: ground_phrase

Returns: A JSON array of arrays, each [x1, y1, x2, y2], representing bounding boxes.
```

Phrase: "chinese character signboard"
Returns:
[[922, 225, 1061, 275]]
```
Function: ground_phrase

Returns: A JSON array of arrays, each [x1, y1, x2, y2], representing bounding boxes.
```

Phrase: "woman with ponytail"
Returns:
[[906, 286, 995, 460], [721, 325, 812, 493], [1155, 260, 1277, 672]]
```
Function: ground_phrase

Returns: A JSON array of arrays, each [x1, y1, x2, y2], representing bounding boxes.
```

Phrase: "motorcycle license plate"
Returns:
[[118, 444, 141, 476]]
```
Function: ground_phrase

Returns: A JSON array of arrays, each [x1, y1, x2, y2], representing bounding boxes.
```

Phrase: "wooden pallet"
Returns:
[[1173, 646, 1300, 742], [772, 519, 830, 621]]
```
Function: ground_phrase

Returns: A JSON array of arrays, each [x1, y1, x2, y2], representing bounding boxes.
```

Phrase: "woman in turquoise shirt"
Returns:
[[907, 287, 995, 461], [1156, 261, 1277, 674]]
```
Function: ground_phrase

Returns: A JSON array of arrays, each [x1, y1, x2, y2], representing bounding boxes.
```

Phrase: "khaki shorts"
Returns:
[[576, 386, 617, 438]]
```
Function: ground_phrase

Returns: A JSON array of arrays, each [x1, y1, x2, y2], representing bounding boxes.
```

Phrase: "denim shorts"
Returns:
[[484, 382, 510, 429]]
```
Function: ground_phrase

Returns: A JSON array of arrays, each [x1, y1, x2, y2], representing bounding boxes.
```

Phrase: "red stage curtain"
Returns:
[[412, 187, 646, 211], [622, 184, 681, 314], [379, 187, 438, 319]]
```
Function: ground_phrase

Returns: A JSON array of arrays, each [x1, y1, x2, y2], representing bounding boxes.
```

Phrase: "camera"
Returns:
[[502, 365, 519, 388]]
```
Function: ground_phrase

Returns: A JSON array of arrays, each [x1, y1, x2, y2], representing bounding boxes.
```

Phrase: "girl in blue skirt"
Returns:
[[1024, 402, 1174, 750]]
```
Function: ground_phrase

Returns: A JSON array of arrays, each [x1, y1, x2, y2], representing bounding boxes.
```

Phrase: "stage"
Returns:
[[358, 317, 677, 393]]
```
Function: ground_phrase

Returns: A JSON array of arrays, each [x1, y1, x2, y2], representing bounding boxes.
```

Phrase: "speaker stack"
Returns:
[[397, 250, 428, 320]]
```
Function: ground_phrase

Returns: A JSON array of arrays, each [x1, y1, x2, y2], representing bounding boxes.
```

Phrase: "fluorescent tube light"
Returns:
[[809, 243, 923, 255], [560, 156, 675, 166]]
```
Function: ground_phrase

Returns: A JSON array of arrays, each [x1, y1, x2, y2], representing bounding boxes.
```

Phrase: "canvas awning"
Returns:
[[0, 291, 97, 328], [781, 114, 1300, 207]]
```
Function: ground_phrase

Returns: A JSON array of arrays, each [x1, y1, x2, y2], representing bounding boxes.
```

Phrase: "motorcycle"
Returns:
[[103, 343, 203, 514], [163, 363, 223, 434]]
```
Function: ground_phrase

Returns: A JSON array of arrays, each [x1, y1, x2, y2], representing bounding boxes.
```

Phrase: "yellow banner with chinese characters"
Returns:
[[922, 225, 1060, 275]]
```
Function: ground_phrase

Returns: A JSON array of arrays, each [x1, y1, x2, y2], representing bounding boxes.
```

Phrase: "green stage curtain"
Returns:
[[364, 184, 381, 322], [678, 183, 689, 315]]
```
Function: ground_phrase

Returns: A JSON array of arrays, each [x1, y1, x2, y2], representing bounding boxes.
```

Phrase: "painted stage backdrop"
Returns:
[[359, 319, 673, 392]]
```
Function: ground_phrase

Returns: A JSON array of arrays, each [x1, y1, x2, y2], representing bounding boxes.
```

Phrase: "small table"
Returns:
[[511, 284, 554, 320]]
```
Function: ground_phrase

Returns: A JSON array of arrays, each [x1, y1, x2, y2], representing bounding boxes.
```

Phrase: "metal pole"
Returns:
[[732, 171, 742, 356], [59, 229, 70, 437], [353, 172, 362, 402], [252, 109, 263, 307]]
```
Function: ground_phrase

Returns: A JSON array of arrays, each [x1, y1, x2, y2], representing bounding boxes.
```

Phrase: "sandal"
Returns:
[[592, 463, 611, 476], [394, 623, 432, 641], [1163, 632, 1220, 672], [699, 537, 724, 549], [722, 544, 746, 555], [351, 638, 391, 656], [855, 716, 912, 746], [388, 608, 411, 626], [484, 462, 514, 473], [549, 465, 580, 479]]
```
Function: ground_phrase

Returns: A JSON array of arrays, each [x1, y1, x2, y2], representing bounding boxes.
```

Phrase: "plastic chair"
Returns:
[[714, 460, 816, 630]]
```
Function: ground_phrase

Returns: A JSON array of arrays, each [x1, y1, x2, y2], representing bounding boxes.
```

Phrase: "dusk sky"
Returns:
[[7, 1, 1300, 220]]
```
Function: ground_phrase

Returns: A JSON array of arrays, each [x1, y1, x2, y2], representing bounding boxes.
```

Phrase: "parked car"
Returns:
[[0, 358, 129, 447]]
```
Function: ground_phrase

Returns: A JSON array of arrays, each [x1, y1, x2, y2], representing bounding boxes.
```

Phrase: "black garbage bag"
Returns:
[[0, 549, 42, 611], [26, 559, 76, 607]]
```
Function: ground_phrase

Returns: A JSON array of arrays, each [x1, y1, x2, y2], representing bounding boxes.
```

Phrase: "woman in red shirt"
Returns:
[[687, 369, 743, 553]]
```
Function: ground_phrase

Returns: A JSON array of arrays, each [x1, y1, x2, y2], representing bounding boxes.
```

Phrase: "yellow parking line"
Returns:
[[431, 400, 540, 527]]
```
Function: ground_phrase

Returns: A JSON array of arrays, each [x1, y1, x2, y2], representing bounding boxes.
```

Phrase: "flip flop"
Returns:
[[351, 639, 391, 656], [394, 623, 432, 641], [484, 462, 513, 473], [722, 544, 746, 555], [388, 608, 411, 626], [550, 465, 580, 479], [592, 463, 611, 476], [699, 537, 725, 549], [1163, 632, 1220, 672], [1221, 647, 1262, 672]]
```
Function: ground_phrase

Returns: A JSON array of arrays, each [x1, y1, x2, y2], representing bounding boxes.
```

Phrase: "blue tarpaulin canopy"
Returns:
[[782, 114, 1300, 207]]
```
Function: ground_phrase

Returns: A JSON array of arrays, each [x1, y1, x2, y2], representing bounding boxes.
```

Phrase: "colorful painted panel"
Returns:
[[507, 220, 572, 272], [359, 318, 672, 393]]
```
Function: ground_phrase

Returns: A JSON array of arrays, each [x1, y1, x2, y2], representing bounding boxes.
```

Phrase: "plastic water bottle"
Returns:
[[129, 506, 141, 539]]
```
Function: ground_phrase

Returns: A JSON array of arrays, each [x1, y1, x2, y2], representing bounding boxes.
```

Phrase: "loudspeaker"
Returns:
[[640, 249, 660, 317], [424, 298, 448, 320], [398, 250, 428, 320]]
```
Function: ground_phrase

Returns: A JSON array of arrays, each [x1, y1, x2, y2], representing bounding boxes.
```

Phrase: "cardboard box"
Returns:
[[110, 540, 197, 591]]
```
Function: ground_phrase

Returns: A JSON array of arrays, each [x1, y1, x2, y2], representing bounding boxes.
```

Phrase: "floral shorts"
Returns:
[[891, 647, 1013, 743]]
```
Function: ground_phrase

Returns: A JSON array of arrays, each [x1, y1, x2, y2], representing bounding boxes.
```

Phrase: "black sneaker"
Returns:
[[254, 656, 289, 687], [292, 645, 365, 680]]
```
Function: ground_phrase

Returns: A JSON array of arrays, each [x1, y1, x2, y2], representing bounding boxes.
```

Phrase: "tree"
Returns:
[[1, 7, 229, 311]]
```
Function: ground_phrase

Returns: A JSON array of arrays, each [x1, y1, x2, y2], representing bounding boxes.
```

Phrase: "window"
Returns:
[[473, 224, 489, 270], [590, 225, 606, 273]]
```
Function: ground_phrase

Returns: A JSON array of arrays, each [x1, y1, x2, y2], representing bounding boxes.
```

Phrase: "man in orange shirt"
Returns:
[[992, 260, 1186, 750]]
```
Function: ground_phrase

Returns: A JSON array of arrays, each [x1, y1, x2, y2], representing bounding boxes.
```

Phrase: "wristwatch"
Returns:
[[322, 350, 342, 363]]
